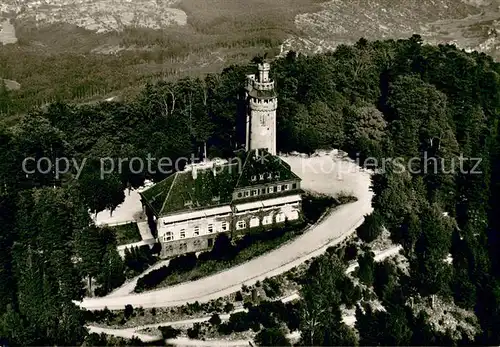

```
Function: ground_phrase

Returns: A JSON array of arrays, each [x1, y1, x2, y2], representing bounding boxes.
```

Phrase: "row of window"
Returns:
[[251, 97, 275, 104], [162, 222, 229, 242], [163, 213, 230, 225], [236, 212, 291, 230], [183, 196, 221, 207], [251, 172, 279, 182], [236, 183, 297, 199], [164, 238, 214, 253]]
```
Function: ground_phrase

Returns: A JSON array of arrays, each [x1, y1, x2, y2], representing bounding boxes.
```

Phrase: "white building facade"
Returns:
[[245, 63, 278, 155]]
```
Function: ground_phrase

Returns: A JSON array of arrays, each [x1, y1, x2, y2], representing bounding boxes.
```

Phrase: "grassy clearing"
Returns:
[[111, 222, 142, 245]]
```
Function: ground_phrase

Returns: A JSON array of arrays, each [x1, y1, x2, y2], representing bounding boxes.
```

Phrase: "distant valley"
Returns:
[[1, 0, 499, 116]]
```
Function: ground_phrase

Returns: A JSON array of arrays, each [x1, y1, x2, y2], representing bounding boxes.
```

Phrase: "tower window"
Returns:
[[260, 113, 265, 125]]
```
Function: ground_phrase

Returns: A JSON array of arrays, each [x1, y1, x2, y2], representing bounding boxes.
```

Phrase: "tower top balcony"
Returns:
[[251, 79, 275, 91], [258, 63, 271, 71]]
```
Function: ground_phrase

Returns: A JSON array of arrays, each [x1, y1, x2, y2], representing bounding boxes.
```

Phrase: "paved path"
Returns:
[[93, 189, 143, 226], [78, 152, 374, 310]]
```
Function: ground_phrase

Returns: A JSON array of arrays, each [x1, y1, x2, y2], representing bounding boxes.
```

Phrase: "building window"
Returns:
[[194, 226, 200, 236], [263, 215, 272, 225], [236, 220, 246, 230], [251, 175, 257, 182], [276, 213, 286, 223], [244, 191, 250, 197], [292, 183, 297, 189], [237, 192, 243, 198], [277, 185, 281, 192], [163, 232, 173, 242], [251, 189, 258, 196], [267, 187, 273, 194], [261, 188, 266, 194], [180, 231, 186, 238], [273, 186, 278, 193], [267, 172, 272, 179], [259, 174, 265, 180], [208, 224, 214, 233], [250, 217, 259, 228], [282, 184, 289, 191], [222, 222, 228, 231]]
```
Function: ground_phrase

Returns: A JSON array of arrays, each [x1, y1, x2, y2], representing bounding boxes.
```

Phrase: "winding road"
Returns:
[[87, 245, 402, 344], [78, 152, 374, 310]]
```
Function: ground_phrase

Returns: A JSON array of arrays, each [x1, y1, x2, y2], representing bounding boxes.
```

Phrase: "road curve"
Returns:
[[78, 152, 373, 310], [87, 244, 402, 346]]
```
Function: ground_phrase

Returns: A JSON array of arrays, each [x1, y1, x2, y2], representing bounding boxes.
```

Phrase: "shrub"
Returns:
[[159, 325, 181, 339], [224, 302, 234, 313], [124, 304, 134, 320], [228, 312, 251, 332], [344, 243, 358, 262], [357, 251, 375, 286], [356, 213, 383, 242], [263, 278, 282, 299], [209, 313, 222, 326], [251, 321, 261, 332], [235, 291, 243, 301], [217, 322, 233, 335], [210, 233, 235, 260], [187, 323, 201, 339], [254, 328, 290, 346]]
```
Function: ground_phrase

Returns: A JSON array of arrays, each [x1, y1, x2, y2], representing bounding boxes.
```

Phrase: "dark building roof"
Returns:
[[140, 149, 301, 217]]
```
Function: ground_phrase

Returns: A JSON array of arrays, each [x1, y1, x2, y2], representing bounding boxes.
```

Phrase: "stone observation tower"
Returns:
[[245, 62, 277, 155]]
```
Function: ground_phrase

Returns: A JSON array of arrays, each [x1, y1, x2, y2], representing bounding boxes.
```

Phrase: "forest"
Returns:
[[1, 35, 500, 345]]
